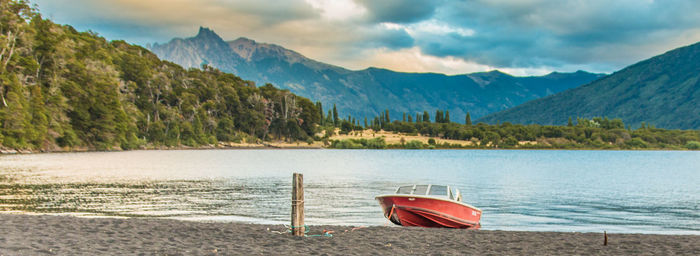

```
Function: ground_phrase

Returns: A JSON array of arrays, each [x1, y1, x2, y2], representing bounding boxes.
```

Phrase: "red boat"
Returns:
[[376, 184, 482, 229]]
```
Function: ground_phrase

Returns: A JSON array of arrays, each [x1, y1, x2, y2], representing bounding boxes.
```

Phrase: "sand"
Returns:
[[1, 214, 698, 255]]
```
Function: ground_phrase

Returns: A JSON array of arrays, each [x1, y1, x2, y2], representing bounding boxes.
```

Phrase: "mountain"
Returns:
[[478, 42, 700, 129], [150, 28, 604, 121], [0, 4, 321, 151]]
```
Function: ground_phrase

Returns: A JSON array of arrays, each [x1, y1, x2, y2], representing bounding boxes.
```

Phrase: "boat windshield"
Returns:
[[414, 185, 429, 195], [397, 185, 414, 194], [395, 185, 456, 199], [429, 185, 448, 196]]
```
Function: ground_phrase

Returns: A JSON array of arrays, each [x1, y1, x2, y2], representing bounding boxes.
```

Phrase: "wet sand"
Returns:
[[1, 214, 698, 255]]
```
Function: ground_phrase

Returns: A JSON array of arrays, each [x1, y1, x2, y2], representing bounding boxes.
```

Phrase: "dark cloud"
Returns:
[[356, 0, 441, 24], [417, 0, 700, 69], [372, 27, 415, 49]]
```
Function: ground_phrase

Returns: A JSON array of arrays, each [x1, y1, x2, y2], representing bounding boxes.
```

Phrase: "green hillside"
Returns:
[[478, 42, 700, 129], [0, 0, 320, 151]]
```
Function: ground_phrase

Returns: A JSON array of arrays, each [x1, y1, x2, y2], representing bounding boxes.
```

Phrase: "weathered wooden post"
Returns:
[[291, 173, 304, 236], [603, 231, 608, 246]]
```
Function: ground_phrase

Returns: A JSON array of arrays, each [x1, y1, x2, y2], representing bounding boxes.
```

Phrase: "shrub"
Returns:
[[404, 140, 424, 149], [625, 138, 648, 148], [329, 137, 386, 149], [330, 139, 363, 149], [365, 137, 386, 149], [685, 141, 700, 150]]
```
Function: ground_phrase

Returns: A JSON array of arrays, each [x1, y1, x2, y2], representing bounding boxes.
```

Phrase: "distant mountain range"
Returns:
[[478, 41, 700, 130], [150, 27, 604, 121]]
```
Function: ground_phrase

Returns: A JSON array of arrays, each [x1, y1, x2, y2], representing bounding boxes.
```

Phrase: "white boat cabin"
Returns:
[[395, 184, 463, 202]]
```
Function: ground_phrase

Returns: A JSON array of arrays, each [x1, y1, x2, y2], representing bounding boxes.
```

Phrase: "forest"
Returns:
[[0, 0, 320, 151]]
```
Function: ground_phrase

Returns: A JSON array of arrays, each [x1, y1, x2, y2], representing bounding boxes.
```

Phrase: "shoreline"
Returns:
[[1, 147, 695, 155], [2, 128, 698, 154], [1, 214, 698, 255], [2, 143, 697, 155]]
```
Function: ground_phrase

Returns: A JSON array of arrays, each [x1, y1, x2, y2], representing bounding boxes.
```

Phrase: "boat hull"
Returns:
[[376, 195, 481, 229]]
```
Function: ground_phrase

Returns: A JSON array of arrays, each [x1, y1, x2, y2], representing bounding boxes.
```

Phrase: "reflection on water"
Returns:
[[0, 175, 391, 225], [0, 149, 698, 234]]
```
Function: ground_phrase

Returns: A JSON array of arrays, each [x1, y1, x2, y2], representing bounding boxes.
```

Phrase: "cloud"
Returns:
[[429, 0, 700, 69], [367, 25, 415, 49], [305, 0, 366, 20], [35, 0, 320, 44], [354, 0, 441, 24], [33, 0, 700, 75]]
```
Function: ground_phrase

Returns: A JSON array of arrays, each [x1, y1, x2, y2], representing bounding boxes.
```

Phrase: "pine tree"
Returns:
[[567, 117, 573, 127], [445, 110, 450, 123], [379, 112, 385, 128], [402, 112, 406, 122], [332, 104, 338, 126], [316, 101, 324, 126], [423, 111, 430, 123], [465, 112, 472, 126], [407, 115, 413, 123]]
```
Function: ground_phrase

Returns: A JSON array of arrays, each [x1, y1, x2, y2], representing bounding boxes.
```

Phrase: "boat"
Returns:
[[375, 184, 482, 229]]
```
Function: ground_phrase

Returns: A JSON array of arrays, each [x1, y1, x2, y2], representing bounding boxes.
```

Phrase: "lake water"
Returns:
[[0, 149, 698, 234]]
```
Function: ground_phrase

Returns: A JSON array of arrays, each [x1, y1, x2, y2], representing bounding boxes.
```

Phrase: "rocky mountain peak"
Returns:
[[195, 26, 224, 41]]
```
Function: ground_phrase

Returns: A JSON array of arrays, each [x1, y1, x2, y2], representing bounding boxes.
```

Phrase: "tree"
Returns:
[[568, 117, 573, 127], [215, 117, 235, 141], [316, 101, 323, 126], [423, 111, 430, 123], [379, 111, 385, 128], [326, 110, 333, 125], [445, 110, 450, 123], [1, 78, 30, 148], [297, 97, 319, 137], [339, 120, 353, 134], [28, 85, 48, 147], [332, 104, 338, 126], [465, 112, 472, 126]]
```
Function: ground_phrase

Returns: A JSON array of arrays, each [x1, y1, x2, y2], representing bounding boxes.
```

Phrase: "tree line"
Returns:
[[325, 108, 700, 150]]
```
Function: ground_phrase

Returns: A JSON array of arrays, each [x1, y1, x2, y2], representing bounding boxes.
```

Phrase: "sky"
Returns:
[[34, 0, 700, 76]]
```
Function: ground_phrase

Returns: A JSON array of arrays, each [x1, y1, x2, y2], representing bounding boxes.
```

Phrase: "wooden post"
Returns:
[[603, 231, 608, 246], [291, 173, 304, 236]]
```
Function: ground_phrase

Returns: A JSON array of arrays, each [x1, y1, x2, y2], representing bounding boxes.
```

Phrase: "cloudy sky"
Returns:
[[34, 0, 700, 76]]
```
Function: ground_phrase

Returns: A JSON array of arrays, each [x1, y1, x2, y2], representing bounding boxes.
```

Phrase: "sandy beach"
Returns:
[[1, 214, 698, 255]]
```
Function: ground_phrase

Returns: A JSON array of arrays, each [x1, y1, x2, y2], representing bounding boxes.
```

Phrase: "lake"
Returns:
[[0, 149, 698, 234]]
